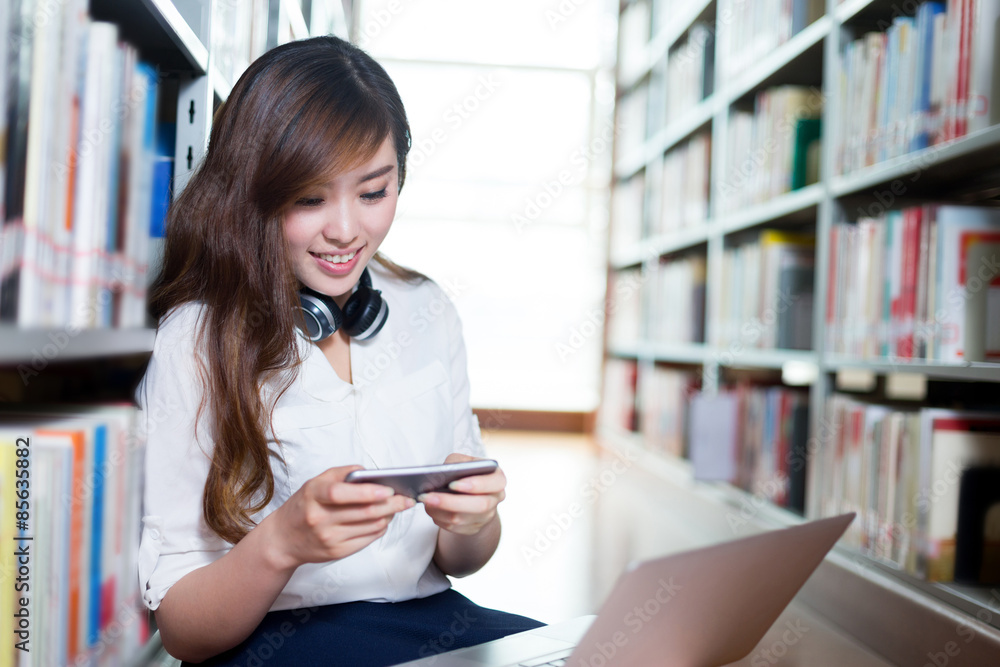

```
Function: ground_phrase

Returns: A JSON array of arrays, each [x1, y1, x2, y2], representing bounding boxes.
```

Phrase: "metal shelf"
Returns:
[[720, 15, 830, 105], [718, 183, 823, 235], [834, 0, 881, 24], [0, 328, 156, 365], [824, 355, 1000, 383], [598, 427, 1000, 639], [830, 124, 1000, 199], [610, 225, 710, 269], [605, 0, 1000, 661], [90, 0, 209, 73], [641, 341, 709, 365], [715, 347, 817, 370]]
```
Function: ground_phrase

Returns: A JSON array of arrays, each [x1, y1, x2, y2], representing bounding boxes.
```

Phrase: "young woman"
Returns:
[[136, 35, 543, 665]]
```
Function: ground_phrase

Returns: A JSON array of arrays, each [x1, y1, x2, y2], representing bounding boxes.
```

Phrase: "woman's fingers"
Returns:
[[334, 495, 416, 525], [420, 491, 497, 515]]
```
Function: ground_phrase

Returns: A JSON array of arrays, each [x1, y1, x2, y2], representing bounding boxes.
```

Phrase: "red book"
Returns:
[[955, 0, 971, 137], [898, 208, 921, 359]]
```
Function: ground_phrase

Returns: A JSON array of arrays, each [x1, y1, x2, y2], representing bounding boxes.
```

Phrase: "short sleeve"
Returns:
[[438, 285, 488, 460], [134, 303, 230, 611]]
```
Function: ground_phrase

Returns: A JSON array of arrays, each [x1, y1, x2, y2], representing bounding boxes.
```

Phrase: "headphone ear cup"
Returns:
[[342, 285, 389, 340], [297, 287, 344, 342]]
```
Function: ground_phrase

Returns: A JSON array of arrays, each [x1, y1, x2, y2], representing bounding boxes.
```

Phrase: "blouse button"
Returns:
[[149, 529, 161, 540]]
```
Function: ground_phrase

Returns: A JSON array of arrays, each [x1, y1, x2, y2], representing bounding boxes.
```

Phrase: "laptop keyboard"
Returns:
[[518, 649, 573, 666]]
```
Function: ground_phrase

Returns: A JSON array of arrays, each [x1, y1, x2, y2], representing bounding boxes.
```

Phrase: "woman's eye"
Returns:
[[362, 188, 388, 201], [296, 197, 324, 207]]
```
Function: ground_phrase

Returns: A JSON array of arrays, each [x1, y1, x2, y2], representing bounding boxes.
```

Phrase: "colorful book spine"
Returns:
[[0, 406, 149, 666]]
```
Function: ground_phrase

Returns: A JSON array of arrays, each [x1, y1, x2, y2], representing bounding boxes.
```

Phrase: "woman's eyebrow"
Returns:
[[359, 165, 394, 183]]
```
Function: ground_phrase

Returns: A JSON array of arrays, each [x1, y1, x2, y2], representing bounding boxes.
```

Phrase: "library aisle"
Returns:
[[462, 430, 896, 666], [450, 430, 601, 625]]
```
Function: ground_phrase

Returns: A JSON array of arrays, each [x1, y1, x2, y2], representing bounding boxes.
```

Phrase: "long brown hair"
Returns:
[[149, 36, 427, 544]]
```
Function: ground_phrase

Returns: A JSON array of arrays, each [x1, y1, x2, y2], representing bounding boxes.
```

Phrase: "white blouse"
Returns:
[[135, 262, 487, 612]]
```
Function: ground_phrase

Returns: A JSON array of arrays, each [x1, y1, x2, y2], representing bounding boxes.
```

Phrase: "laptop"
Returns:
[[394, 513, 855, 667]]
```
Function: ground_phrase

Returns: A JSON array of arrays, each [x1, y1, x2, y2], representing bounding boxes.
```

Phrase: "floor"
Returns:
[[448, 430, 900, 667], [449, 429, 602, 625]]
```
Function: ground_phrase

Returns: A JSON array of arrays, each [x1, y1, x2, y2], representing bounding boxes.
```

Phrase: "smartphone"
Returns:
[[344, 460, 499, 499]]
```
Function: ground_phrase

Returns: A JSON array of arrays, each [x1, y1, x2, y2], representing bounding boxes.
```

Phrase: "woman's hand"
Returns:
[[418, 453, 506, 536], [264, 465, 415, 572]]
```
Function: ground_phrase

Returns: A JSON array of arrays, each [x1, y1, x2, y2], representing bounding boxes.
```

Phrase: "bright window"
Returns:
[[356, 0, 617, 412]]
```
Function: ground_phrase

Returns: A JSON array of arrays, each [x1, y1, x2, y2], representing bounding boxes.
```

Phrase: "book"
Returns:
[[689, 392, 739, 483], [0, 403, 147, 664], [599, 357, 639, 434], [719, 86, 823, 214], [918, 410, 1000, 582], [0, 0, 36, 324], [640, 365, 700, 457], [648, 253, 706, 344], [967, 0, 1000, 133], [933, 205, 1000, 362], [657, 131, 710, 235], [826, 204, 1000, 362]]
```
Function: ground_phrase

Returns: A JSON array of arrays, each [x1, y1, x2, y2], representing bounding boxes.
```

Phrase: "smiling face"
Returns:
[[284, 136, 399, 309]]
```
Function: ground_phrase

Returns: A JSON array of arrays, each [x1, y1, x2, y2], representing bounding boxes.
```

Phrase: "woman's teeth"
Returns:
[[317, 250, 357, 264]]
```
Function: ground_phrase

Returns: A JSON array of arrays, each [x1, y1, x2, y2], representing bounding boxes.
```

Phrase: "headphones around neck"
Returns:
[[297, 267, 389, 342]]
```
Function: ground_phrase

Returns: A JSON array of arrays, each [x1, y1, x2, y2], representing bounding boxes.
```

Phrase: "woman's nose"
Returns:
[[322, 199, 360, 242]]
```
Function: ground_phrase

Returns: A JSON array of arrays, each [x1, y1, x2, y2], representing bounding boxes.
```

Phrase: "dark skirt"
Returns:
[[182, 588, 545, 667]]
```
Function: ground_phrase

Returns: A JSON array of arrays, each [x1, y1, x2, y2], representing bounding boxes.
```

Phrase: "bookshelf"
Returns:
[[603, 0, 1000, 664], [0, 1, 349, 665]]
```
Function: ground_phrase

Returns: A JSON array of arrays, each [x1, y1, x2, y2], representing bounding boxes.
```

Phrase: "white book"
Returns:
[[967, 0, 1000, 132], [70, 21, 118, 329], [932, 205, 1000, 362], [32, 434, 75, 667], [18, 0, 63, 327], [918, 408, 1000, 581], [690, 392, 739, 483]]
